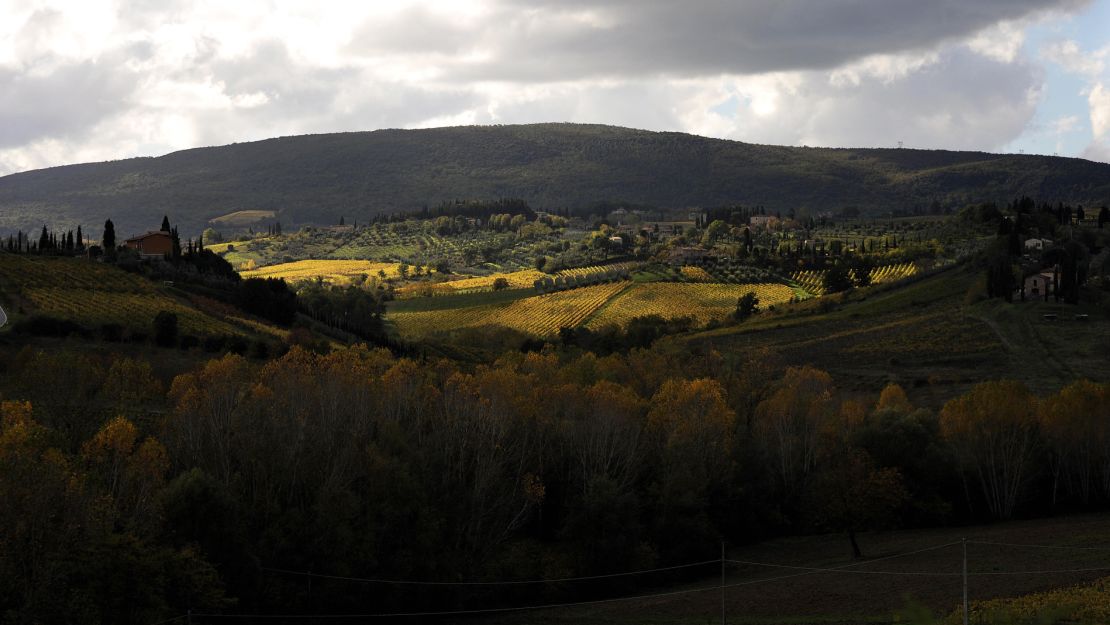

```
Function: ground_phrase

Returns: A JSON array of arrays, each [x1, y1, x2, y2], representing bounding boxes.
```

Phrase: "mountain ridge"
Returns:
[[2, 122, 1108, 237]]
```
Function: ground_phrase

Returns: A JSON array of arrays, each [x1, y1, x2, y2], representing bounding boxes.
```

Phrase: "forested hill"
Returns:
[[2, 123, 1109, 236]]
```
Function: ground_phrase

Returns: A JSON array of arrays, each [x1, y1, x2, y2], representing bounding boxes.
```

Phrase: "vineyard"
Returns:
[[586, 283, 795, 329], [792, 262, 918, 295], [555, 261, 643, 279], [395, 269, 547, 298], [241, 259, 407, 284], [0, 255, 243, 336], [679, 266, 714, 282], [389, 282, 629, 339], [215, 219, 571, 273]]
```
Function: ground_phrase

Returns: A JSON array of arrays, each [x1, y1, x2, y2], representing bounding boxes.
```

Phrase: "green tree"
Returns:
[[823, 264, 853, 293], [734, 292, 760, 321]]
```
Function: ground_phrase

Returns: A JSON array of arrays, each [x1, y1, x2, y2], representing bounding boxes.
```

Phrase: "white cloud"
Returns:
[[1090, 82, 1110, 137], [0, 0, 1100, 174], [1042, 39, 1107, 76], [967, 20, 1027, 63]]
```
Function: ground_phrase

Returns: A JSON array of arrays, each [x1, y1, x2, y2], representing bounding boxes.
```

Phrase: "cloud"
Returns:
[[0, 59, 138, 148], [1090, 82, 1110, 137], [409, 0, 1087, 81], [0, 0, 1099, 174], [1041, 38, 1110, 161], [1042, 39, 1107, 76]]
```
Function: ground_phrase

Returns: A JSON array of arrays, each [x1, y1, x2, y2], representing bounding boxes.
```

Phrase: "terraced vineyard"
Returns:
[[586, 283, 795, 329], [871, 262, 918, 284], [389, 282, 629, 338], [0, 254, 243, 336], [555, 261, 642, 279], [241, 259, 406, 284], [792, 262, 918, 295]]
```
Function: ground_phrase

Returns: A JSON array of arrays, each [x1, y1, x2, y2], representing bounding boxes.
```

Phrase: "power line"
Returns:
[[968, 540, 1110, 552], [971, 565, 1110, 576], [260, 559, 719, 586], [724, 559, 959, 577], [191, 581, 729, 619], [192, 563, 918, 621], [189, 540, 1110, 622]]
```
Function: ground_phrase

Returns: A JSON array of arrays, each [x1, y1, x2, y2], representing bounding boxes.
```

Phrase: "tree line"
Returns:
[[2, 342, 1108, 623]]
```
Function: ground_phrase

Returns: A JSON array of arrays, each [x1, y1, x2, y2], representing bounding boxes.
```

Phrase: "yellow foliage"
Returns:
[[876, 383, 913, 413], [942, 576, 1110, 624]]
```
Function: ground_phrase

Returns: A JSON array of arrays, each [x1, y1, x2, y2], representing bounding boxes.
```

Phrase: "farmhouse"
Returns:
[[669, 246, 709, 265], [1022, 271, 1055, 301], [1024, 238, 1052, 252], [124, 231, 173, 258], [749, 215, 780, 228]]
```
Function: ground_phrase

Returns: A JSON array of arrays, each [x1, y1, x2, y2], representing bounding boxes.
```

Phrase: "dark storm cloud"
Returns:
[[350, 0, 1086, 81]]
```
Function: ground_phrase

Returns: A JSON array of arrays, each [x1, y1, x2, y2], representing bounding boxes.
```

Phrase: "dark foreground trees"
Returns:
[[1, 344, 1107, 622]]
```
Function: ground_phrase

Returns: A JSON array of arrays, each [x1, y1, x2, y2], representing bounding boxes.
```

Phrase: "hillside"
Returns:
[[2, 123, 1109, 237], [0, 253, 288, 346], [677, 263, 1110, 405]]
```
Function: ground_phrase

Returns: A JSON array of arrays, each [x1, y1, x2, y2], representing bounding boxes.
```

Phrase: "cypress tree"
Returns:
[[161, 215, 171, 232], [170, 227, 181, 261], [103, 220, 116, 259], [76, 226, 84, 251]]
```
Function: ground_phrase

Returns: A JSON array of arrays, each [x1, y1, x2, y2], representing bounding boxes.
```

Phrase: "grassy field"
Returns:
[[478, 514, 1110, 625]]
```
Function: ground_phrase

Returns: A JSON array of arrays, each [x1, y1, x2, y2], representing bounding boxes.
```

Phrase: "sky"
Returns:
[[0, 0, 1108, 176]]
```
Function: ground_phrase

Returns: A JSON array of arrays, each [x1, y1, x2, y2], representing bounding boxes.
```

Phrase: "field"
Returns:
[[208, 209, 276, 226], [586, 283, 795, 329], [240, 259, 406, 284], [389, 282, 630, 339], [485, 514, 1110, 625], [0, 254, 245, 336]]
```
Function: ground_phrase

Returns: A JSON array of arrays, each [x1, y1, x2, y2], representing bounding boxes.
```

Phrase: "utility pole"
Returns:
[[721, 541, 726, 625], [962, 538, 969, 625]]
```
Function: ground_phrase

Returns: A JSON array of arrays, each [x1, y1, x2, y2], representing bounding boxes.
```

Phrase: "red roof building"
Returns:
[[124, 231, 173, 258]]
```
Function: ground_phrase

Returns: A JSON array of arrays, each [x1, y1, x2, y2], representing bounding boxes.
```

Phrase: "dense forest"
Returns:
[[2, 340, 1109, 623], [2, 123, 1110, 236]]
